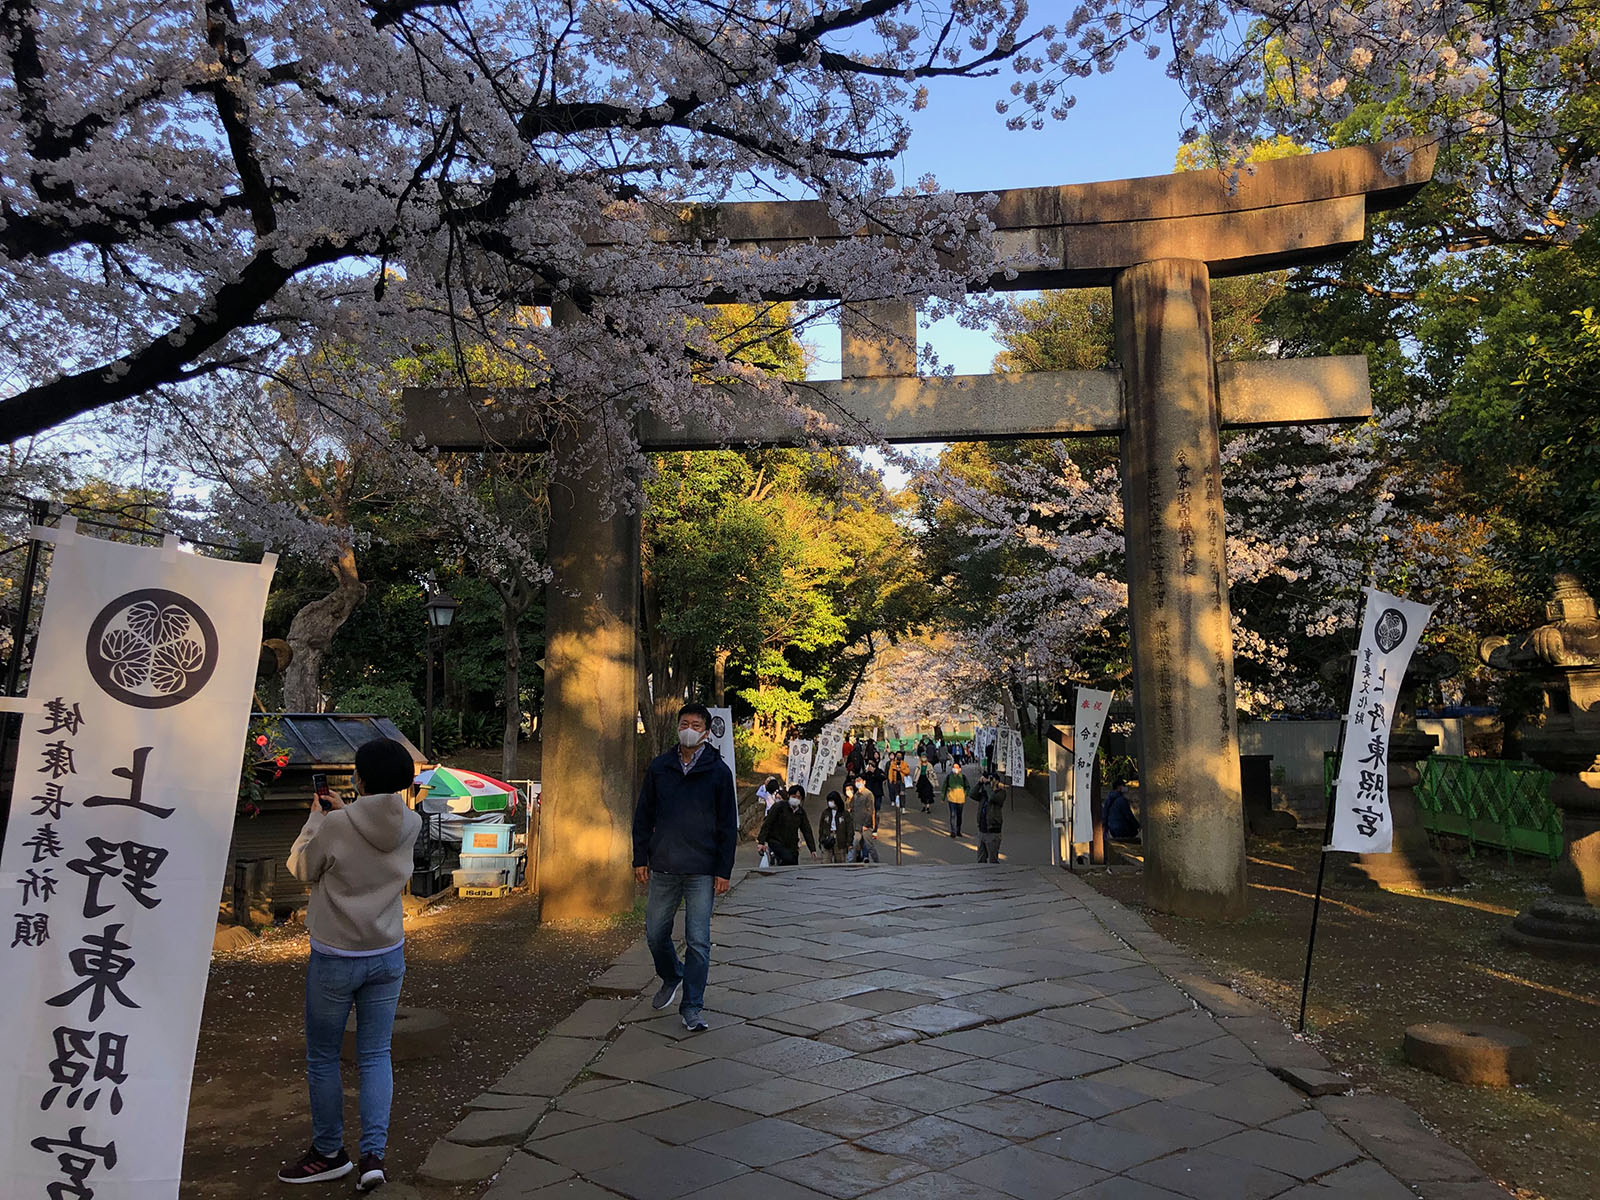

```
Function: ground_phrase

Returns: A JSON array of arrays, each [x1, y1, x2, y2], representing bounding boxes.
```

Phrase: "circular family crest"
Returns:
[[85, 589, 220, 709], [1373, 608, 1408, 654], [711, 714, 727, 739]]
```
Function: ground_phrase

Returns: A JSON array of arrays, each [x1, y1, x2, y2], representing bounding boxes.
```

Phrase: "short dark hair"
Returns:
[[355, 737, 415, 794], [679, 702, 712, 726], [787, 784, 805, 798]]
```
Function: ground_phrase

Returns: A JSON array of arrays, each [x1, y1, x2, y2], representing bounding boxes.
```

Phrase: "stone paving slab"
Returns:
[[441, 864, 1507, 1199]]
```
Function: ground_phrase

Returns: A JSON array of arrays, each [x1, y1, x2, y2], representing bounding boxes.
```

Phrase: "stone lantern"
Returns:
[[1479, 573, 1600, 958]]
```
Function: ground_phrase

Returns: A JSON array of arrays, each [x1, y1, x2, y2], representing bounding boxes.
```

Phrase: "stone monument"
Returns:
[[1480, 574, 1600, 958]]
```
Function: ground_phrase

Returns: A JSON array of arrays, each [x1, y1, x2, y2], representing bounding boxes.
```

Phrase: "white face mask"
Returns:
[[678, 726, 705, 749], [788, 796, 801, 808]]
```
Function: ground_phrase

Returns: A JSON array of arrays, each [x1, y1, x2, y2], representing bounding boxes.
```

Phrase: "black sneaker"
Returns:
[[277, 1146, 352, 1184], [651, 978, 682, 1011], [356, 1152, 385, 1192], [682, 1012, 709, 1033]]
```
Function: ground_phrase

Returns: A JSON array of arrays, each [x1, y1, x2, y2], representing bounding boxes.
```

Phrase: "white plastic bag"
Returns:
[[758, 850, 770, 868]]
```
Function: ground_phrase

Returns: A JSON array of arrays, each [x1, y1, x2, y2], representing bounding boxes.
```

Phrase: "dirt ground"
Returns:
[[181, 892, 641, 1199], [1084, 832, 1600, 1200]]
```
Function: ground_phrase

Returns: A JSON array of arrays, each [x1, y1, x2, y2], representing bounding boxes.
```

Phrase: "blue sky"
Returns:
[[810, 50, 1194, 378]]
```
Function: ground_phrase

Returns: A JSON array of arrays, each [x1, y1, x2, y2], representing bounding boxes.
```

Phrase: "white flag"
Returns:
[[707, 707, 737, 776], [806, 724, 844, 795], [1071, 689, 1113, 842], [787, 739, 814, 788], [1327, 588, 1434, 853], [1, 525, 274, 1199]]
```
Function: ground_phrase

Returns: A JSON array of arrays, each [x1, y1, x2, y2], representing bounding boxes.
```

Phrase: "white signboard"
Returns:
[[1003, 727, 1026, 787], [707, 707, 737, 777], [806, 724, 845, 795], [1071, 689, 1113, 843], [786, 739, 814, 788], [1327, 588, 1434, 854], [0, 523, 274, 1200]]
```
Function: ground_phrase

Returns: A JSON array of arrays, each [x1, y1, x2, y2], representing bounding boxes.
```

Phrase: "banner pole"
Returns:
[[0, 498, 49, 853], [1298, 724, 1344, 1034]]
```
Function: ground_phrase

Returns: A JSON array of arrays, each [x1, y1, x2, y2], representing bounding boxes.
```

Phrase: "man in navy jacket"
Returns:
[[632, 702, 738, 1032]]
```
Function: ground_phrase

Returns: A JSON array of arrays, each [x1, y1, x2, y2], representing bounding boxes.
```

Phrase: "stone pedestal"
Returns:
[[1115, 258, 1247, 919], [1505, 732, 1600, 959], [1342, 728, 1458, 890]]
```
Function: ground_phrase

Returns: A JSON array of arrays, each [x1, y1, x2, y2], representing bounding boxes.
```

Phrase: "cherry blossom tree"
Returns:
[[3, 0, 1591, 478]]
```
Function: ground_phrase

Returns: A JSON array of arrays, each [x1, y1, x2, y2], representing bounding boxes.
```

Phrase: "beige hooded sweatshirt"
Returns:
[[288, 792, 422, 952]]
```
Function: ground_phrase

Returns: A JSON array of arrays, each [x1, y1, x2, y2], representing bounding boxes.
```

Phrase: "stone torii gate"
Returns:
[[407, 142, 1435, 921]]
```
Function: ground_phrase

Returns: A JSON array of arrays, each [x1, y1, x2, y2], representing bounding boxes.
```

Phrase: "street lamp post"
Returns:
[[422, 589, 460, 759]]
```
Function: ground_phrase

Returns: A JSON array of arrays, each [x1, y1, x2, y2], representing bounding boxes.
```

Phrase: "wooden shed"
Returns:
[[227, 713, 426, 915]]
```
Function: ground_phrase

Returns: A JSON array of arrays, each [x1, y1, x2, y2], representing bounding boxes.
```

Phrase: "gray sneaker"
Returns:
[[651, 978, 682, 1011], [682, 1012, 709, 1033]]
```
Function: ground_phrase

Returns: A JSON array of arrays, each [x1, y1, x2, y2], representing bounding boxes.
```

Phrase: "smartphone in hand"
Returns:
[[312, 772, 333, 811]]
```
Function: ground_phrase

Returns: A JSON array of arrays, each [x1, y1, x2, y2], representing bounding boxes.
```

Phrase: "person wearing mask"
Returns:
[[914, 754, 936, 813], [886, 751, 910, 809], [847, 779, 878, 863], [632, 702, 739, 1034], [818, 790, 853, 863], [279, 737, 422, 1191], [975, 772, 1006, 862], [758, 784, 819, 866], [942, 759, 969, 838], [862, 758, 886, 822]]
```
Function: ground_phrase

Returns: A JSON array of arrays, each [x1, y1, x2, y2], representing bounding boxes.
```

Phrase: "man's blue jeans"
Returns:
[[645, 872, 714, 1017], [305, 945, 406, 1157]]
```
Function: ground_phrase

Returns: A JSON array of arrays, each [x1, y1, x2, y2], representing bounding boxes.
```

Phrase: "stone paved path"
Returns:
[[424, 865, 1506, 1200]]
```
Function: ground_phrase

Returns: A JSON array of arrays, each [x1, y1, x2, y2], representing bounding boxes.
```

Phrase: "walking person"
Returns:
[[848, 779, 879, 863], [886, 750, 910, 809], [914, 754, 936, 813], [758, 783, 819, 866], [756, 774, 784, 812], [975, 771, 1006, 862], [942, 760, 969, 838], [818, 790, 853, 863], [633, 702, 739, 1034], [863, 758, 886, 823], [279, 737, 422, 1191]]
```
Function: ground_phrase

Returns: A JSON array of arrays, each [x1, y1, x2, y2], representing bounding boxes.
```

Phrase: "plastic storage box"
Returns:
[[452, 865, 508, 889], [459, 823, 514, 855], [455, 851, 524, 884]]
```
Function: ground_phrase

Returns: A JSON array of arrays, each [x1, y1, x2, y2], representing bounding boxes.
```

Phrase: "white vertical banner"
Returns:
[[706, 707, 737, 776], [1007, 728, 1026, 787], [806, 724, 844, 795], [1071, 689, 1113, 843], [0, 527, 274, 1200], [1327, 588, 1434, 853], [786, 739, 814, 788]]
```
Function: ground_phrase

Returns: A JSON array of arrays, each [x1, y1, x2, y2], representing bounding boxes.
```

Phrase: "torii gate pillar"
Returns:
[[1116, 259, 1246, 918]]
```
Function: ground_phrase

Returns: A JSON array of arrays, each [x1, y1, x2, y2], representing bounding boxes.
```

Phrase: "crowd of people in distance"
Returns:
[[755, 729, 1013, 867]]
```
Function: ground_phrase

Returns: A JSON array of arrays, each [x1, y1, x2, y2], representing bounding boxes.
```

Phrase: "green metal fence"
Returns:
[[1324, 751, 1562, 862]]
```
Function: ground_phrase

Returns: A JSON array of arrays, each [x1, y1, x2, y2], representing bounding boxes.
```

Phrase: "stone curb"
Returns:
[[1040, 865, 1512, 1198]]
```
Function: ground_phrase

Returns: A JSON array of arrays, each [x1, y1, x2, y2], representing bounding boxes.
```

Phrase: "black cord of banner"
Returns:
[[1297, 717, 1345, 1034]]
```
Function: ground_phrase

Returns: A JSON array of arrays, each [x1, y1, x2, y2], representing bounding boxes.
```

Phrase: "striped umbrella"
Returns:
[[414, 766, 518, 813]]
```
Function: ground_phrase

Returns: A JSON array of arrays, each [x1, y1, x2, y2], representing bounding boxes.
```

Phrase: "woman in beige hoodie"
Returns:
[[278, 738, 421, 1192]]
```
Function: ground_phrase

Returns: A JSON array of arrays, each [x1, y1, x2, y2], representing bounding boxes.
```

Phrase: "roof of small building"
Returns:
[[263, 713, 425, 769]]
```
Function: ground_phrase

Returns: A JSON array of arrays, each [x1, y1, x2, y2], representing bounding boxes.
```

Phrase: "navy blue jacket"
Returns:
[[632, 745, 739, 879]]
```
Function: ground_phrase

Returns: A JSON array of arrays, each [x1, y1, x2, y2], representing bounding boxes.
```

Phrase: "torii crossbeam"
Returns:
[[405, 142, 1435, 920]]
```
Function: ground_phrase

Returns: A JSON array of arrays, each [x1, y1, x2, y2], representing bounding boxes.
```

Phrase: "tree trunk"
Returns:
[[637, 570, 690, 751], [496, 575, 533, 782], [713, 648, 730, 705], [282, 544, 364, 712]]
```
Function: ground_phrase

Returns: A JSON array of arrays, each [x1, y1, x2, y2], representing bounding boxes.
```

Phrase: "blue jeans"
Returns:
[[645, 872, 714, 1018], [948, 800, 965, 836], [305, 946, 406, 1157]]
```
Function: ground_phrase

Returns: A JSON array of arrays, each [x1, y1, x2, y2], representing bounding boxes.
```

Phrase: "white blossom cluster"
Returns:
[[3, 0, 1588, 503], [910, 405, 1467, 715]]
